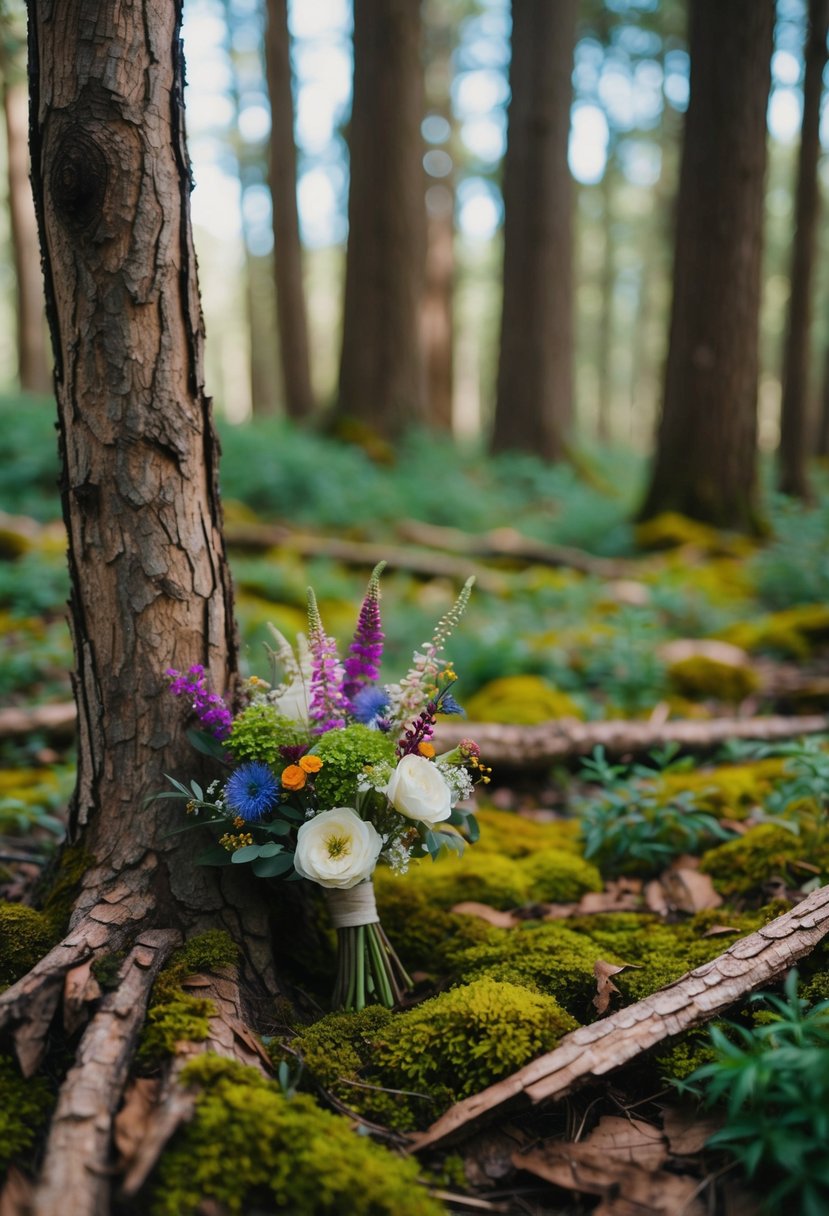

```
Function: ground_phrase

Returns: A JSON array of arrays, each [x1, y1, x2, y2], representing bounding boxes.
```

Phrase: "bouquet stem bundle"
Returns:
[[327, 884, 413, 1010]]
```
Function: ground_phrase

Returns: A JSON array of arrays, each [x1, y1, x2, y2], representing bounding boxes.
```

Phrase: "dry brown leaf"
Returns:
[[593, 959, 641, 1015], [541, 902, 580, 920], [578, 884, 641, 914], [644, 880, 669, 916], [702, 925, 742, 938], [0, 1166, 34, 1216], [580, 1116, 667, 1170], [659, 868, 722, 914], [660, 1103, 723, 1156], [114, 1077, 162, 1166], [660, 638, 750, 668], [450, 902, 519, 928]]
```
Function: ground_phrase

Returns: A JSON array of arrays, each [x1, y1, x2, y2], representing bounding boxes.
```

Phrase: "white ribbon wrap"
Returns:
[[325, 880, 380, 928]]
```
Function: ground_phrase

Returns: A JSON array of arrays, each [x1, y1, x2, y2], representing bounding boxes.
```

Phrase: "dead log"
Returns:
[[32, 930, 180, 1216], [410, 883, 829, 1152], [224, 524, 507, 592], [397, 518, 630, 578], [0, 702, 77, 740], [434, 712, 829, 767]]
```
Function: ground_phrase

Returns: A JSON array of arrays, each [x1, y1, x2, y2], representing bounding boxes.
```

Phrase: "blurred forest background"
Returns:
[[1, 0, 828, 480]]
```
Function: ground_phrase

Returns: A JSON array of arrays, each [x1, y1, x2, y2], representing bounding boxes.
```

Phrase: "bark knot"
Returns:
[[49, 129, 108, 230]]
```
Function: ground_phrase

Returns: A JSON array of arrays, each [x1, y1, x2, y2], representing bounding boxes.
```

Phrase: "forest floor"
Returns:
[[2, 396, 829, 1214]]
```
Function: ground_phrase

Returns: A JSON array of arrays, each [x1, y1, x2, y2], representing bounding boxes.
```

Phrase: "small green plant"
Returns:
[[682, 971, 829, 1216], [578, 746, 733, 876]]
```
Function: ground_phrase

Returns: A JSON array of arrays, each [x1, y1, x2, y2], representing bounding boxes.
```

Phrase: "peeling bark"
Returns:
[[410, 884, 829, 1150], [32, 931, 180, 1216]]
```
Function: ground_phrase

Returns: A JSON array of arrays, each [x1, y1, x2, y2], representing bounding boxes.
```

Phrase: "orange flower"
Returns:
[[418, 742, 436, 758], [281, 765, 307, 791], [299, 754, 323, 774]]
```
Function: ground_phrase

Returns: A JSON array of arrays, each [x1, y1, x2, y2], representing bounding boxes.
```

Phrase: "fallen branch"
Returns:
[[410, 883, 829, 1151], [397, 519, 630, 579], [0, 702, 76, 740], [32, 930, 180, 1216], [224, 524, 507, 592], [433, 712, 829, 767]]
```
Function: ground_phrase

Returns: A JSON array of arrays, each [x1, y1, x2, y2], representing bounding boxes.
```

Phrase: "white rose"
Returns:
[[293, 808, 382, 890], [386, 754, 452, 825]]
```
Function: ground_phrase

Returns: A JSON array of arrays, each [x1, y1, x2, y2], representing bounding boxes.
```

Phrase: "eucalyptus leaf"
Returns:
[[257, 841, 284, 858], [231, 843, 262, 864], [252, 852, 295, 878]]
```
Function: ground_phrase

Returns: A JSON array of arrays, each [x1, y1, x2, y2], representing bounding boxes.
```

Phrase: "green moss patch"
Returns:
[[0, 1053, 53, 1170], [0, 902, 57, 989], [151, 1054, 444, 1216], [464, 675, 582, 724]]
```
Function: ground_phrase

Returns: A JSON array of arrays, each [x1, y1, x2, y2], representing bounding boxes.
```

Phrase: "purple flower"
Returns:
[[167, 666, 233, 740], [342, 563, 385, 707], [307, 590, 349, 734], [225, 762, 280, 821]]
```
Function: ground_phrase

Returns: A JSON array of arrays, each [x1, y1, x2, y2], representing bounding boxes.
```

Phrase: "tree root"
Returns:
[[433, 711, 829, 767], [31, 931, 180, 1216], [410, 883, 829, 1151], [0, 897, 151, 1076]]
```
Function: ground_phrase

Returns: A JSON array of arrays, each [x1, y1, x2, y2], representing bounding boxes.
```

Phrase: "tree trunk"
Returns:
[[638, 0, 773, 532], [596, 160, 616, 445], [3, 72, 51, 393], [264, 0, 315, 421], [27, 0, 274, 980], [818, 330, 829, 457], [491, 0, 577, 461], [777, 0, 828, 498], [336, 0, 426, 439]]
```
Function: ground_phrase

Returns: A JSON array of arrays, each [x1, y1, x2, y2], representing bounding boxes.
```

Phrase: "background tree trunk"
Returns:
[[777, 0, 828, 498], [264, 0, 315, 421], [28, 0, 273, 984], [638, 0, 773, 531], [491, 0, 577, 461], [2, 58, 51, 393], [336, 0, 426, 439]]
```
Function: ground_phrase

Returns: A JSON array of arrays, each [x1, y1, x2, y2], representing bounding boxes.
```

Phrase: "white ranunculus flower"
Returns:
[[293, 808, 382, 890], [386, 753, 452, 825]]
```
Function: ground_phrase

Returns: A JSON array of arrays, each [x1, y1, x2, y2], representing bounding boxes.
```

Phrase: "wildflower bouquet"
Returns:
[[163, 565, 487, 1010]]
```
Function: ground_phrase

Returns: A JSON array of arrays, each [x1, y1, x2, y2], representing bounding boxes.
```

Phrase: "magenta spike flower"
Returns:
[[342, 562, 385, 707], [397, 701, 437, 758], [307, 589, 349, 734], [166, 665, 233, 740]]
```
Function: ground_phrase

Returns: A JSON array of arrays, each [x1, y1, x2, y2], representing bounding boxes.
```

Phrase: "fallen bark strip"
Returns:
[[224, 524, 507, 593], [32, 930, 180, 1216], [433, 712, 829, 766], [410, 883, 829, 1152], [397, 519, 630, 579]]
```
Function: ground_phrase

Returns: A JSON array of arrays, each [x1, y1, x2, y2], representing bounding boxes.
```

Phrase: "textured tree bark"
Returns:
[[639, 0, 773, 531], [2, 71, 51, 393], [264, 0, 315, 420], [491, 0, 577, 461], [336, 0, 426, 439], [411, 883, 829, 1150], [27, 0, 275, 982], [777, 0, 828, 499]]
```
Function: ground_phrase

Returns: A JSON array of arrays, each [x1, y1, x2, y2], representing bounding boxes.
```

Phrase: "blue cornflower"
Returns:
[[224, 762, 280, 821], [437, 690, 465, 716], [351, 685, 390, 728]]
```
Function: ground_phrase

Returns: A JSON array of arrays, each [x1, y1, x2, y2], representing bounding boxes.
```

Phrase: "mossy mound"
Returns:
[[521, 849, 603, 903], [656, 758, 786, 821], [667, 655, 760, 702], [449, 921, 602, 1016], [635, 512, 752, 557], [717, 603, 829, 659], [699, 824, 828, 896], [373, 872, 495, 973], [463, 675, 582, 725], [0, 1053, 53, 1169], [228, 703, 307, 764], [0, 903, 58, 988], [398, 852, 530, 911], [151, 1055, 444, 1216], [473, 807, 583, 858], [375, 977, 577, 1105]]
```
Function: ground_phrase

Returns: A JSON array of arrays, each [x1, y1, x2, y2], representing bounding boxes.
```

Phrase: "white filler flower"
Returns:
[[293, 808, 382, 889], [386, 753, 452, 824]]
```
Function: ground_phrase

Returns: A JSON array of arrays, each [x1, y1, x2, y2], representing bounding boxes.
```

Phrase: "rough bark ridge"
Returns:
[[492, 0, 577, 461], [639, 0, 773, 531]]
